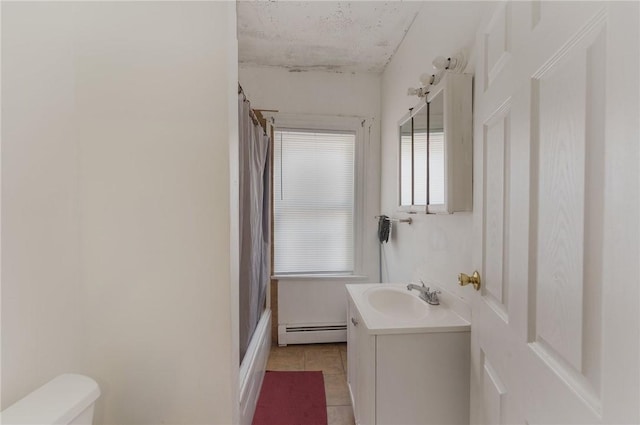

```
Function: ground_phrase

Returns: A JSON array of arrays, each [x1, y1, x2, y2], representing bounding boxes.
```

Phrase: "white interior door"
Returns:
[[470, 2, 639, 424]]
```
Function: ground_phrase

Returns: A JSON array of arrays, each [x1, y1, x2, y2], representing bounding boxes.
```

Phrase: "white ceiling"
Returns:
[[237, 1, 424, 74]]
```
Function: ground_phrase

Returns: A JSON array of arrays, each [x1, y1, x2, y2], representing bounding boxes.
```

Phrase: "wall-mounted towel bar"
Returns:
[[374, 215, 412, 225]]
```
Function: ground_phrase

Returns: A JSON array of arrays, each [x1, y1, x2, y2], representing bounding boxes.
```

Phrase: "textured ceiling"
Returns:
[[237, 1, 424, 73]]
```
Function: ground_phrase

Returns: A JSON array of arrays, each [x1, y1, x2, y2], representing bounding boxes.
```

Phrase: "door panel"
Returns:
[[471, 2, 639, 424], [482, 99, 512, 322]]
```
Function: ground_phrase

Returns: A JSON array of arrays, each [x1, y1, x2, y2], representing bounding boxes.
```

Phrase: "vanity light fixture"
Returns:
[[407, 49, 468, 98]]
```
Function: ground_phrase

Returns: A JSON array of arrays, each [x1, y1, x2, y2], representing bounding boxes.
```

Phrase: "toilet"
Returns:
[[0, 374, 100, 425]]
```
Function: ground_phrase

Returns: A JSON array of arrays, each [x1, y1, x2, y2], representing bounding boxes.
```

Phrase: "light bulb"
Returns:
[[432, 72, 443, 86], [432, 56, 448, 71], [419, 73, 434, 87], [407, 87, 427, 98]]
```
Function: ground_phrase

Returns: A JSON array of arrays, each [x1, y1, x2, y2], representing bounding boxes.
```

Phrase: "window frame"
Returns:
[[269, 113, 366, 279]]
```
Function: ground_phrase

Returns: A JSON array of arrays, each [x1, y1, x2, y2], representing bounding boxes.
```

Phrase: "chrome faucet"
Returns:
[[407, 280, 441, 305]]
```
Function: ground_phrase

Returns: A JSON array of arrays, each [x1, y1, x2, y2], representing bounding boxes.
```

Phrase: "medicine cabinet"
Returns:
[[398, 71, 473, 213]]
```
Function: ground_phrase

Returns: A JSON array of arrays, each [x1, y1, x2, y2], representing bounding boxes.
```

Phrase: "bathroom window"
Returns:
[[273, 127, 356, 275]]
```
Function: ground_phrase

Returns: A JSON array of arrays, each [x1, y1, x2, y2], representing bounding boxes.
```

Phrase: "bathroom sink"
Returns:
[[364, 286, 429, 320], [346, 283, 469, 334]]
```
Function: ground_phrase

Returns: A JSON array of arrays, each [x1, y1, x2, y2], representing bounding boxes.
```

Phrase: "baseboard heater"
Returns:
[[278, 323, 347, 346]]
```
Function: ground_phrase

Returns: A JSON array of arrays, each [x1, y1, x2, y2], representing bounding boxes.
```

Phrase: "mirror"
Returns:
[[399, 119, 412, 206], [413, 105, 428, 205], [428, 92, 445, 206], [398, 103, 427, 208]]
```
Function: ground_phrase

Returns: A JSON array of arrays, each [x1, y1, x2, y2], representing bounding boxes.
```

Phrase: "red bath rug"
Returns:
[[252, 370, 328, 425]]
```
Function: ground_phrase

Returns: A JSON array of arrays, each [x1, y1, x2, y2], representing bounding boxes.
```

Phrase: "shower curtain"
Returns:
[[238, 91, 271, 363]]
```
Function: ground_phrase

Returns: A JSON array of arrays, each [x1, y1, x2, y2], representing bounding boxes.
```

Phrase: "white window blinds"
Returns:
[[273, 129, 355, 274]]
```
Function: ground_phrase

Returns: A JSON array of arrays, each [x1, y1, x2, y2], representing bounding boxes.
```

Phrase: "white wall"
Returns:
[[1, 3, 85, 408], [240, 66, 380, 119], [239, 66, 381, 331], [1, 3, 239, 424], [380, 2, 489, 299]]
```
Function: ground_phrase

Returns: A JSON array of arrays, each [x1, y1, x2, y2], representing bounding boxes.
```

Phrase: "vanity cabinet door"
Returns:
[[355, 314, 375, 425], [346, 299, 358, 406], [376, 332, 470, 425], [347, 299, 375, 425]]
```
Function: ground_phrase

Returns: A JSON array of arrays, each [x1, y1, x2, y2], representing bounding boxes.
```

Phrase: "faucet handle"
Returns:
[[419, 279, 426, 288], [426, 287, 441, 297]]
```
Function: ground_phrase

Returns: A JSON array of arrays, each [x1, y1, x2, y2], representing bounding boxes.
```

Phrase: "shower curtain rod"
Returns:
[[238, 83, 275, 134]]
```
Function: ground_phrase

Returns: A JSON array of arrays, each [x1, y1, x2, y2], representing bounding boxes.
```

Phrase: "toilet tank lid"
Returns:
[[0, 374, 100, 425]]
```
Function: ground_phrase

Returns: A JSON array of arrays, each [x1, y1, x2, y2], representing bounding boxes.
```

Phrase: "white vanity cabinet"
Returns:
[[346, 285, 471, 425]]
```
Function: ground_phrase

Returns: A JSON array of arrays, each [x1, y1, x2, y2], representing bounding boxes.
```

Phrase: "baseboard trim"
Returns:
[[278, 323, 347, 346]]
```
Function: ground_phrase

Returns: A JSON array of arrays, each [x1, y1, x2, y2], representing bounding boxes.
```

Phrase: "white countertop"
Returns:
[[346, 283, 471, 335]]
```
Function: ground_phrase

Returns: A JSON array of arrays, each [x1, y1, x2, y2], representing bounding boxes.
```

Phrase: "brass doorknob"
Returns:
[[458, 271, 481, 290]]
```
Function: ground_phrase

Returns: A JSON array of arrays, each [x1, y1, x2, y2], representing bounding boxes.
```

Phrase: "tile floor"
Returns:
[[266, 342, 355, 425]]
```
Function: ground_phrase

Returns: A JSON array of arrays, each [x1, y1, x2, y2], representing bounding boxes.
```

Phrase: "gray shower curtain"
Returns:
[[239, 92, 271, 363]]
